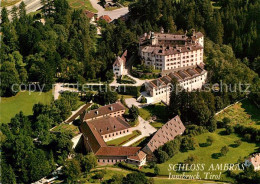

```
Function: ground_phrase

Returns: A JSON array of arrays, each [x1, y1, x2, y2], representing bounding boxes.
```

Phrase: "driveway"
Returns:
[[89, 0, 129, 20], [53, 83, 79, 100], [122, 116, 157, 146]]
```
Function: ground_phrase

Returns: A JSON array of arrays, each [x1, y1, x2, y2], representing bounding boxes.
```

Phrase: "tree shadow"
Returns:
[[218, 130, 227, 136], [229, 144, 239, 148], [199, 143, 210, 147], [211, 153, 221, 159]]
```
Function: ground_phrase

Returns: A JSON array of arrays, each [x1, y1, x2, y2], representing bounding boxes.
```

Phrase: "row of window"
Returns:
[[103, 129, 129, 139]]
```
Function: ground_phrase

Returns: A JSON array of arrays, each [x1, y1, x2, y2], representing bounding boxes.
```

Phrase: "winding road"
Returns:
[[2, 0, 129, 21]]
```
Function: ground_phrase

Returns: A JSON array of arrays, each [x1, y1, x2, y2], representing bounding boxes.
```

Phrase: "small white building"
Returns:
[[245, 153, 260, 171], [113, 50, 128, 77]]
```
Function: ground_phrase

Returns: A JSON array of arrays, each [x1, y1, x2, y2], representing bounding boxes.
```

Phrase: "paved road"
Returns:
[[2, 0, 42, 13], [89, 0, 129, 20], [53, 83, 80, 100], [3, 0, 129, 21], [122, 116, 157, 147]]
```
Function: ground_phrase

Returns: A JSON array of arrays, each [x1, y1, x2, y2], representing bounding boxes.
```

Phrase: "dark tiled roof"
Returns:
[[83, 102, 125, 120], [141, 44, 203, 56], [147, 66, 206, 89], [145, 115, 185, 153], [88, 116, 130, 135]]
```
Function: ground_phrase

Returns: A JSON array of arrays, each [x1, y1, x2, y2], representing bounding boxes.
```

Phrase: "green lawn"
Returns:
[[1, 0, 21, 7], [216, 99, 260, 129], [106, 130, 141, 146], [157, 129, 258, 182], [51, 123, 80, 137], [67, 0, 97, 13], [139, 102, 168, 129], [0, 91, 53, 123]]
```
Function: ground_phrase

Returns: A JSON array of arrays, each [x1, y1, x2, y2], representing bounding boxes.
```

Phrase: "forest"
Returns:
[[1, 0, 259, 97], [0, 0, 260, 183]]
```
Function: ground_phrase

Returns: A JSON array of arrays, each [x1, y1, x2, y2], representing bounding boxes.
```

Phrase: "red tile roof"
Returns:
[[113, 50, 128, 67], [80, 110, 143, 158], [95, 146, 141, 156], [85, 10, 95, 19], [83, 102, 125, 120], [128, 151, 146, 161], [80, 121, 106, 153], [88, 116, 130, 135], [99, 15, 112, 23]]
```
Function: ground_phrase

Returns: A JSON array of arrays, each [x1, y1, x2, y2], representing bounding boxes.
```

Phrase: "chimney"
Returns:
[[110, 106, 114, 111], [160, 27, 164, 34], [96, 111, 99, 115]]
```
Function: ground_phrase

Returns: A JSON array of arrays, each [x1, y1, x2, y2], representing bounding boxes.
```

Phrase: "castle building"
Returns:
[[144, 65, 207, 104], [80, 115, 146, 166], [143, 115, 185, 155], [139, 29, 204, 71], [113, 50, 128, 77], [79, 102, 146, 166]]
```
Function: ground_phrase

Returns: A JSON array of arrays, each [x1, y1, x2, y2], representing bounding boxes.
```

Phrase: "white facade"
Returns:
[[141, 48, 203, 71], [144, 66, 207, 104], [139, 31, 204, 71], [113, 62, 127, 77], [102, 128, 132, 142], [113, 50, 128, 77]]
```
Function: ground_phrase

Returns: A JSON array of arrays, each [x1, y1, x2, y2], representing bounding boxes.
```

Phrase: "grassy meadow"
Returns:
[[156, 129, 258, 182], [0, 91, 53, 123], [67, 0, 97, 13], [216, 99, 260, 129]]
